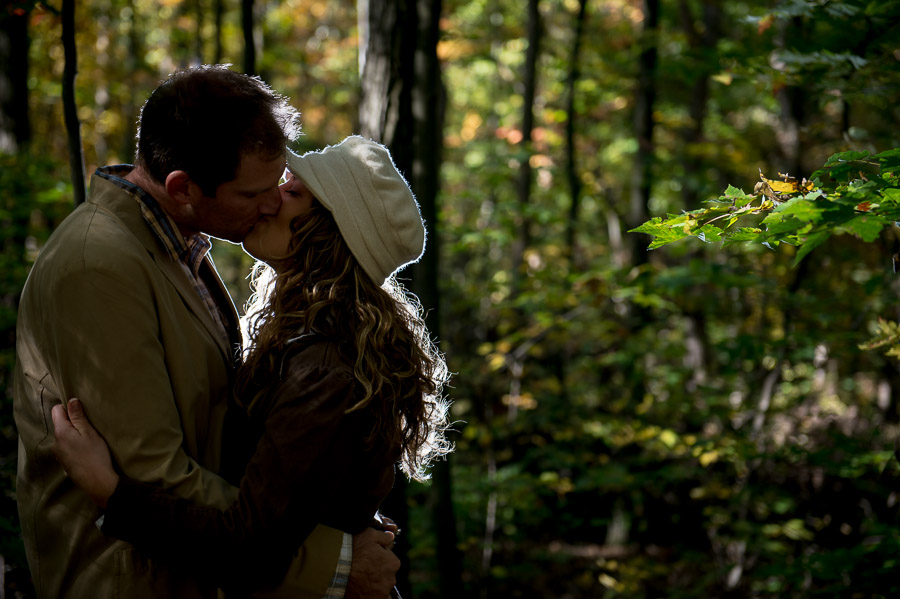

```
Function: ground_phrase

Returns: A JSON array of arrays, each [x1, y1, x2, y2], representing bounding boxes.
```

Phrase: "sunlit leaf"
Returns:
[[699, 451, 718, 467], [882, 188, 900, 203], [874, 149, 900, 160], [761, 215, 809, 237], [658, 429, 678, 448], [841, 214, 887, 242], [722, 227, 763, 247], [648, 228, 691, 249], [712, 72, 733, 85], [759, 171, 815, 194], [629, 217, 665, 235], [773, 196, 823, 221], [824, 151, 871, 167], [693, 225, 720, 243], [723, 184, 754, 207]]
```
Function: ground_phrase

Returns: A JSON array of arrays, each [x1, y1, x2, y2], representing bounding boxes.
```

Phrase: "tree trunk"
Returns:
[[511, 0, 541, 289], [214, 0, 224, 63], [0, 3, 31, 154], [564, 0, 587, 264], [406, 1, 464, 593], [242, 0, 256, 75], [62, 0, 86, 206], [358, 0, 415, 170], [627, 0, 659, 267], [359, 0, 465, 595], [357, 4, 415, 594]]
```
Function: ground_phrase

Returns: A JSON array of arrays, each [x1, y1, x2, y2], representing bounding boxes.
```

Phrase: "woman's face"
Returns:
[[241, 171, 315, 266]]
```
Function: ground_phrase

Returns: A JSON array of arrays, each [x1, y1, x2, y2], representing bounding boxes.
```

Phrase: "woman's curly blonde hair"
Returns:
[[235, 201, 451, 480]]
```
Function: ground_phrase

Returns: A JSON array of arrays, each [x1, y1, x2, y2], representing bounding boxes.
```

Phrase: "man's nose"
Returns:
[[259, 186, 282, 215]]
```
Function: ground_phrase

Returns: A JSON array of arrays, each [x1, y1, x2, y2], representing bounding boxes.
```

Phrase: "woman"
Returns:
[[51, 136, 451, 596]]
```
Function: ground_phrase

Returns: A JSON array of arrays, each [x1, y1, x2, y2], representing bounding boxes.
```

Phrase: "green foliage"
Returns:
[[859, 318, 900, 358], [434, 0, 900, 595], [632, 149, 900, 266], [633, 149, 900, 365]]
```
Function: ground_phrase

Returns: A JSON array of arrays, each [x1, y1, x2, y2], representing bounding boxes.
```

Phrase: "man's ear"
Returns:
[[165, 171, 202, 205]]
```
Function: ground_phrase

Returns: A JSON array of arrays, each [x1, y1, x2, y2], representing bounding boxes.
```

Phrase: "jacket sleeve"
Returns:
[[101, 362, 360, 595], [45, 253, 237, 509]]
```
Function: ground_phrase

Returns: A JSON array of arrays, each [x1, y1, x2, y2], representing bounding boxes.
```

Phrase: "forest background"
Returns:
[[2, 0, 900, 597]]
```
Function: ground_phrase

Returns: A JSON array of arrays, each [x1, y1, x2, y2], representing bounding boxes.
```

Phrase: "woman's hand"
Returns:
[[347, 527, 400, 599], [51, 399, 119, 508]]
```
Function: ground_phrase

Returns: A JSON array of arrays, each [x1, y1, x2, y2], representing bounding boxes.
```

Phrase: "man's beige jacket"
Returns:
[[14, 173, 340, 598]]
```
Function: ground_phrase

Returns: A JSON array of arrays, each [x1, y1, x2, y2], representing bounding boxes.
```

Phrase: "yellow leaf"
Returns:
[[659, 429, 678, 448], [487, 353, 506, 371], [699, 450, 719, 467], [712, 72, 733, 86], [598, 574, 618, 589], [758, 170, 815, 194]]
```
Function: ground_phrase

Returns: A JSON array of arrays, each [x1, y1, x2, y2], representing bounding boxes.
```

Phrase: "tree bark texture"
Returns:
[[0, 3, 31, 153], [62, 0, 86, 206], [358, 0, 415, 171]]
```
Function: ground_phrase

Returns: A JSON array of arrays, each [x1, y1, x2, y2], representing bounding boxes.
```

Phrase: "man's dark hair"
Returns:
[[135, 65, 300, 196]]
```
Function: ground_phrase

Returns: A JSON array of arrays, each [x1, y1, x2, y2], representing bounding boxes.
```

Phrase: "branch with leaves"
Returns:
[[631, 149, 900, 266], [632, 148, 900, 358]]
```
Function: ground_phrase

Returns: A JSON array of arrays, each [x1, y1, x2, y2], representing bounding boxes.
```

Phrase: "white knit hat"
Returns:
[[286, 136, 425, 285]]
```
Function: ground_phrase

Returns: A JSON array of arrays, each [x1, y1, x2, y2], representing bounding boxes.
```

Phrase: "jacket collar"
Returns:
[[87, 169, 241, 363]]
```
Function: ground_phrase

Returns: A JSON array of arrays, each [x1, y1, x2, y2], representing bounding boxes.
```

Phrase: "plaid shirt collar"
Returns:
[[95, 165, 211, 276]]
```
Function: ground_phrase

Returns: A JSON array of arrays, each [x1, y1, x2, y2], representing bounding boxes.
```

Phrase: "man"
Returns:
[[14, 65, 398, 598]]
